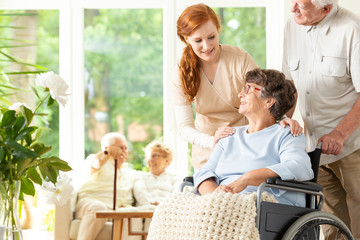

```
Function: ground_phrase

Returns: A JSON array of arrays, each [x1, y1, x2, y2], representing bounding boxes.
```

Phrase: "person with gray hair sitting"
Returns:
[[133, 140, 181, 207], [75, 132, 140, 240], [194, 68, 314, 207]]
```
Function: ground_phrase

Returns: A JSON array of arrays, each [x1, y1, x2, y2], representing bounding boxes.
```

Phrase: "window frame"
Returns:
[[0, 0, 284, 179]]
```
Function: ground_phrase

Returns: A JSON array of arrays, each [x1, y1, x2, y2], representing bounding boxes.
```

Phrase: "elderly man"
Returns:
[[282, 0, 360, 238], [75, 132, 140, 240]]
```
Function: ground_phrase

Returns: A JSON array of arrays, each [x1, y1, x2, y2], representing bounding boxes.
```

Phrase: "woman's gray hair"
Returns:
[[312, 0, 338, 8], [101, 132, 126, 151], [245, 68, 297, 121]]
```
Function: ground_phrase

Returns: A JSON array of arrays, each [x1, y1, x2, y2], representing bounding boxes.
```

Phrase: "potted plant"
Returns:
[[0, 71, 72, 240]]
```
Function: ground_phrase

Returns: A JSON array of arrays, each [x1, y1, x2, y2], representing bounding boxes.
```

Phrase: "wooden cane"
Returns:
[[104, 148, 117, 211], [104, 148, 117, 240]]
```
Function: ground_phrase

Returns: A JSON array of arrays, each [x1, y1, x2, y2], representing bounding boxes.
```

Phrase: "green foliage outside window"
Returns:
[[215, 7, 266, 68], [0, 10, 60, 157], [84, 9, 164, 170]]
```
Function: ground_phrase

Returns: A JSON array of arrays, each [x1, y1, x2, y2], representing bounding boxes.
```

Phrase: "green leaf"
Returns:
[[20, 105, 33, 126], [32, 143, 52, 156], [39, 165, 58, 184], [1, 44, 37, 49], [1, 110, 16, 128], [37, 156, 72, 171], [27, 168, 42, 185], [16, 158, 33, 177], [20, 177, 35, 196], [3, 71, 47, 75], [0, 146, 5, 161], [5, 140, 38, 160], [16, 126, 37, 142], [0, 84, 21, 90], [48, 161, 72, 172], [47, 96, 55, 106], [31, 87, 41, 100], [13, 116, 26, 136]]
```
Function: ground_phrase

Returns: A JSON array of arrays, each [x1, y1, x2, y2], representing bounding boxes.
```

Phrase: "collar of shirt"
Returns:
[[306, 4, 339, 35]]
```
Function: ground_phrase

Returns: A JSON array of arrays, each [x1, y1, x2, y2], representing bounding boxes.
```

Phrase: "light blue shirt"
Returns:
[[194, 124, 314, 206]]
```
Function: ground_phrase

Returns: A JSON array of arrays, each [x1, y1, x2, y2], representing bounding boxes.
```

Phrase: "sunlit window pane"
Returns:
[[84, 9, 163, 170], [214, 7, 266, 68]]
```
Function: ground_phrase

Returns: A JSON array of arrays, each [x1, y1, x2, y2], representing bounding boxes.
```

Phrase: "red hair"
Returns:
[[177, 4, 220, 102]]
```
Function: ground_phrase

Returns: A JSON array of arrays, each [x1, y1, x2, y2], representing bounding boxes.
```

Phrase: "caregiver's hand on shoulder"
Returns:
[[280, 118, 303, 136], [213, 126, 236, 146]]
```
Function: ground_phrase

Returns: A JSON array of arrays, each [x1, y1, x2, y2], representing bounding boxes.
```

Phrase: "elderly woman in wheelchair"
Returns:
[[148, 68, 354, 240], [190, 68, 353, 239], [194, 68, 312, 207]]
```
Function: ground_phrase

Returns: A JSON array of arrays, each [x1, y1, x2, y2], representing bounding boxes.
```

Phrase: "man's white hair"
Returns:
[[312, 0, 338, 8], [101, 132, 126, 151]]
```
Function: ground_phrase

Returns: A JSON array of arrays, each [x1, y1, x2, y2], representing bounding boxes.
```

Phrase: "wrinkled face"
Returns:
[[112, 137, 128, 160], [290, 0, 330, 26], [185, 20, 220, 63], [238, 83, 264, 117], [148, 150, 170, 176]]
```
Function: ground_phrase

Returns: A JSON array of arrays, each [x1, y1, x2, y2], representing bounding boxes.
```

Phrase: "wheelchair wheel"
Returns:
[[282, 211, 353, 240]]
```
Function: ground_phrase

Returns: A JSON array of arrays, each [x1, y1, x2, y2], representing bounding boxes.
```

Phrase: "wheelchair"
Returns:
[[180, 148, 354, 240]]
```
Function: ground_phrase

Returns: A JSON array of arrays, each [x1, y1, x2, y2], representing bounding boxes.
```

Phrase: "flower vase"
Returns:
[[0, 180, 23, 240]]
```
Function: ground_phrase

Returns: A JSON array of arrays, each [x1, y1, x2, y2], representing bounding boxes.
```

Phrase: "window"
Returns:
[[84, 8, 163, 170], [0, 1, 284, 238]]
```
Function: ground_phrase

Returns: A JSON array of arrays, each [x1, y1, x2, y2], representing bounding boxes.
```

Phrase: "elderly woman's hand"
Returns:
[[226, 177, 248, 194], [280, 118, 303, 136], [214, 185, 232, 193], [213, 127, 236, 146]]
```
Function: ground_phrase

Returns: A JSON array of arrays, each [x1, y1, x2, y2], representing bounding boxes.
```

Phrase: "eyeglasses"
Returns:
[[151, 153, 167, 159], [240, 83, 262, 95]]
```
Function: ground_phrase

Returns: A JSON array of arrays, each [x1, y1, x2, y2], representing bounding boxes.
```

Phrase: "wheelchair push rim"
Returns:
[[282, 211, 354, 240]]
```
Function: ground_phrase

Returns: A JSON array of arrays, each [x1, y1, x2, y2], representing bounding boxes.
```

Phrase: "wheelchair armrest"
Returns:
[[266, 177, 322, 192], [179, 176, 194, 192], [183, 176, 194, 184]]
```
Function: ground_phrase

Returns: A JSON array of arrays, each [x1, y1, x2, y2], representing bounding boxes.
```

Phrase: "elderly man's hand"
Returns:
[[106, 146, 126, 166], [279, 118, 303, 136], [318, 130, 346, 155]]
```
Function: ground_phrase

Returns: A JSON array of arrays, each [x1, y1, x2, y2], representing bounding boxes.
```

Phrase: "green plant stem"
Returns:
[[33, 92, 50, 115]]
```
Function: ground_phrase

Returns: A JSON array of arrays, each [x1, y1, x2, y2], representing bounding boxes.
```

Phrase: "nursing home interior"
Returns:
[[0, 0, 359, 239]]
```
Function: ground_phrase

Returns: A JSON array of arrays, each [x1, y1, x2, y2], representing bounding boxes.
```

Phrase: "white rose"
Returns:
[[35, 71, 70, 107], [41, 174, 74, 206], [8, 102, 31, 114]]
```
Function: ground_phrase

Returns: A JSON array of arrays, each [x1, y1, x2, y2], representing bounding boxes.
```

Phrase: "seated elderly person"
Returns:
[[75, 132, 140, 240], [134, 140, 180, 207], [194, 68, 314, 207]]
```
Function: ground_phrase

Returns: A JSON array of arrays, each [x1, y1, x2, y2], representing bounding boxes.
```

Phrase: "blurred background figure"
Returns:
[[75, 132, 140, 240], [134, 141, 181, 207]]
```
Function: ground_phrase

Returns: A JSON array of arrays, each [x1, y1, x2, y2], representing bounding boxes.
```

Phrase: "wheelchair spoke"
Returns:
[[295, 220, 352, 240]]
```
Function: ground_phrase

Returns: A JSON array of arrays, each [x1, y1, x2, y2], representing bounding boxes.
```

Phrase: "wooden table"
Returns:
[[96, 210, 154, 240]]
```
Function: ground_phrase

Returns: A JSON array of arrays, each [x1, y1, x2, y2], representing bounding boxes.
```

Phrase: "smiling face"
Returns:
[[290, 0, 332, 26], [185, 20, 220, 63], [148, 150, 170, 176], [112, 136, 128, 160], [238, 83, 265, 117]]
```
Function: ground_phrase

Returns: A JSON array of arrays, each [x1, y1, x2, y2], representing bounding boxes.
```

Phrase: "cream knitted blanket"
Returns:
[[147, 192, 277, 240]]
